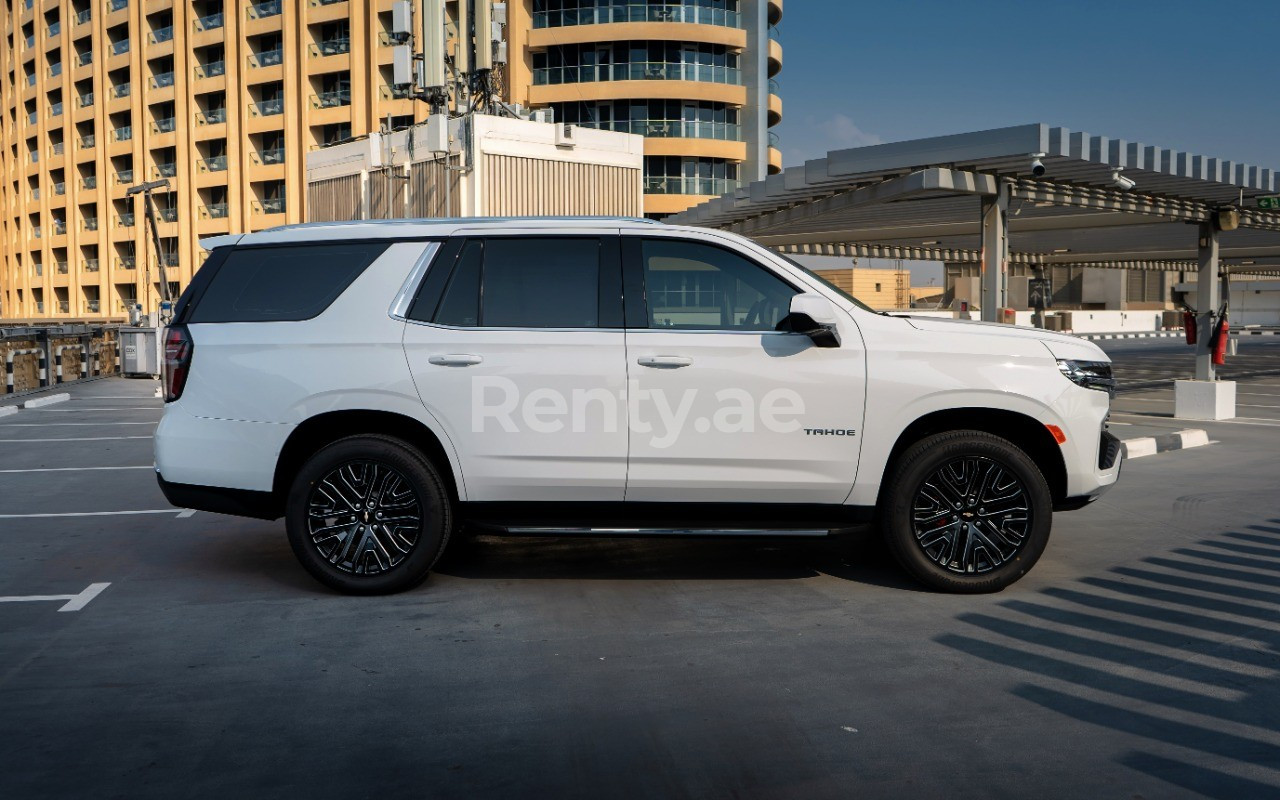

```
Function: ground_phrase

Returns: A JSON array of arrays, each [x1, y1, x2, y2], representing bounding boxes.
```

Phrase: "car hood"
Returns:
[[899, 315, 1107, 362]]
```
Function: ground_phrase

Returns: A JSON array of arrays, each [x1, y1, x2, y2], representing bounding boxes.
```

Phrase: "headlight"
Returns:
[[1057, 360, 1116, 395]]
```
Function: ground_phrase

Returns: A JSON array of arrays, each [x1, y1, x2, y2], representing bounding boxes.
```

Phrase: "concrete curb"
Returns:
[[1236, 329, 1280, 336], [1122, 429, 1210, 459], [1080, 331, 1184, 341], [20, 393, 70, 409], [0, 405, 17, 417]]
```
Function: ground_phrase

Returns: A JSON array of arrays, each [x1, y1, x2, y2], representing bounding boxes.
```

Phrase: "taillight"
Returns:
[[163, 325, 193, 403]]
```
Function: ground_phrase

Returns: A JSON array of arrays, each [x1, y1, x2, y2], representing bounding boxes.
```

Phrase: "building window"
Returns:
[[532, 42, 740, 86]]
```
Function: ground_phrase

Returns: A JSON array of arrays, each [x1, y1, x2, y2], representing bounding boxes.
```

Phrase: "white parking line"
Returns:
[[0, 582, 111, 612], [0, 466, 153, 474], [0, 509, 188, 519], [0, 436, 153, 442], [25, 408, 162, 412]]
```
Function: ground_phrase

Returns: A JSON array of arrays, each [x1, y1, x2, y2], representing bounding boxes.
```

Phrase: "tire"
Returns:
[[880, 431, 1052, 593], [285, 435, 452, 595]]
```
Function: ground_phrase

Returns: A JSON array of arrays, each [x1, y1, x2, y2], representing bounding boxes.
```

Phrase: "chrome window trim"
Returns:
[[388, 241, 442, 321]]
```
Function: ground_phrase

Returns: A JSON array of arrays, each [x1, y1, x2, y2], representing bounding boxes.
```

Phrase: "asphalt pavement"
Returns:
[[2, 373, 1280, 799]]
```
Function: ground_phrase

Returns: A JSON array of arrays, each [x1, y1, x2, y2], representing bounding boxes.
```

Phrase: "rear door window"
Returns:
[[188, 242, 390, 323]]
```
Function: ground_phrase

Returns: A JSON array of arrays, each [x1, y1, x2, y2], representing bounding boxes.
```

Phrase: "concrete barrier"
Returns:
[[0, 405, 17, 418], [20, 392, 70, 409]]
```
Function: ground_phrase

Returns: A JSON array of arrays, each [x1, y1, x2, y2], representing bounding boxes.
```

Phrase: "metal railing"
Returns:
[[247, 0, 282, 19], [24, 35, 34, 49], [154, 162, 177, 178], [51, 142, 64, 155], [48, 22, 61, 37], [533, 3, 741, 28], [768, 130, 779, 148], [575, 118, 741, 140], [111, 39, 130, 56], [27, 112, 38, 125], [197, 107, 227, 125], [311, 89, 351, 109], [250, 98, 283, 117], [79, 92, 94, 107], [77, 51, 93, 66], [255, 198, 286, 214], [161, 253, 179, 267], [30, 188, 40, 200], [152, 118, 177, 134], [58, 300, 70, 314], [109, 0, 128, 11], [56, 261, 68, 274], [116, 169, 134, 184], [149, 26, 173, 44], [34, 264, 43, 276], [82, 175, 97, 188], [248, 48, 283, 68], [199, 155, 228, 172], [80, 134, 95, 148], [113, 83, 130, 98], [643, 176, 738, 196], [194, 12, 224, 32], [309, 38, 350, 57], [48, 62, 62, 77], [151, 71, 175, 89], [75, 8, 92, 25], [195, 60, 226, 79], [533, 62, 741, 86], [253, 147, 285, 165], [158, 207, 178, 222], [201, 202, 229, 219], [768, 77, 780, 95], [52, 182, 65, 195], [26, 73, 36, 86], [33, 227, 42, 239], [83, 216, 98, 230], [380, 84, 411, 100], [117, 256, 136, 269], [50, 102, 63, 117], [31, 151, 39, 163], [84, 259, 100, 272], [117, 212, 135, 227], [87, 299, 100, 313], [53, 219, 67, 234]]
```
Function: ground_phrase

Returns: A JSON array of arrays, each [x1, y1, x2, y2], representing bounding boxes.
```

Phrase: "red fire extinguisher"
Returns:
[[1211, 305, 1230, 366], [1183, 306, 1197, 345]]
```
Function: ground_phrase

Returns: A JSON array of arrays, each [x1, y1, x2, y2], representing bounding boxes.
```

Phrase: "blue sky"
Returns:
[[773, 0, 1280, 169]]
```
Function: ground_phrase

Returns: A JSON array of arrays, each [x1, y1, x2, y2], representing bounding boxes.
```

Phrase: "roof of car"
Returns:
[[200, 216, 668, 250]]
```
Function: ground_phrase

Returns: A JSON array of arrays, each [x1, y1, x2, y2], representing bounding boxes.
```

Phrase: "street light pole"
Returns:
[[125, 179, 173, 309]]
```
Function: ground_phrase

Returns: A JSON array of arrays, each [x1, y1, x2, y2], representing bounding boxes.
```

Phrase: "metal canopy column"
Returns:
[[979, 182, 1010, 322], [1195, 222, 1220, 381]]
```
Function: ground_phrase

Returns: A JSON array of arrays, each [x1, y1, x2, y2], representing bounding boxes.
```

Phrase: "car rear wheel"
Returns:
[[285, 435, 452, 595], [881, 431, 1052, 593]]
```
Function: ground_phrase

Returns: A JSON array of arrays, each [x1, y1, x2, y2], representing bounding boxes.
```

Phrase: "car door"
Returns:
[[622, 233, 866, 504], [402, 232, 629, 502]]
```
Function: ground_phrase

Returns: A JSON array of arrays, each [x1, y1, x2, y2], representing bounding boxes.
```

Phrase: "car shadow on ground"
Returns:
[[433, 529, 926, 591], [936, 517, 1280, 798]]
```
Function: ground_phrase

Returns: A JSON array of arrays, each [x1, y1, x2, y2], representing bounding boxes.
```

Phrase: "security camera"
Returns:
[[1029, 153, 1046, 177], [1111, 168, 1135, 191]]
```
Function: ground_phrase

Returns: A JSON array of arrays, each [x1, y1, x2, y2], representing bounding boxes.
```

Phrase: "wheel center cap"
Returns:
[[962, 511, 976, 519], [362, 510, 370, 524]]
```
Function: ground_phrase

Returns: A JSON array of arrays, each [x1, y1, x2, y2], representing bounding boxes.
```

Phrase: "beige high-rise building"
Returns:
[[0, 0, 781, 321]]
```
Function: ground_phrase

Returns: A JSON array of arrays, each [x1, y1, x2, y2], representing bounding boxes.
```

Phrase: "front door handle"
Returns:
[[428, 354, 483, 367], [636, 356, 693, 368]]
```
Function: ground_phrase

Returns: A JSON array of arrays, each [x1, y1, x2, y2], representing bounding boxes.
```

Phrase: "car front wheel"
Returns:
[[285, 435, 452, 595], [881, 431, 1053, 593]]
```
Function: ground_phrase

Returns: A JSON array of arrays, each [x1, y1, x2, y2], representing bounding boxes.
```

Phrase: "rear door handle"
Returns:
[[428, 354, 484, 367], [636, 356, 693, 368]]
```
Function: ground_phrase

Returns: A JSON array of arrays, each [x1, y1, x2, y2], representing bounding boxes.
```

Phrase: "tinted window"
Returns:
[[479, 238, 601, 328], [434, 240, 482, 327], [641, 239, 797, 330], [189, 242, 389, 323]]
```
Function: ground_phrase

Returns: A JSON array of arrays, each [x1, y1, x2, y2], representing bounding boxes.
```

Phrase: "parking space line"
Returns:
[[0, 583, 111, 612], [0, 436, 153, 442], [0, 466, 152, 474], [25, 408, 162, 412], [0, 509, 189, 519]]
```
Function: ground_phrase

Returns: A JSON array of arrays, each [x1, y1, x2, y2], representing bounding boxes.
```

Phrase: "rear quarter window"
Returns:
[[187, 242, 390, 323]]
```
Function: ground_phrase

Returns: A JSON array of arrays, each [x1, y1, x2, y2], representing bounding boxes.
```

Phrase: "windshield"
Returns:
[[776, 253, 877, 313]]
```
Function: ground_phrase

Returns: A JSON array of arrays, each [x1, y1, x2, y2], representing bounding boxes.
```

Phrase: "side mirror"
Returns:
[[776, 293, 841, 347]]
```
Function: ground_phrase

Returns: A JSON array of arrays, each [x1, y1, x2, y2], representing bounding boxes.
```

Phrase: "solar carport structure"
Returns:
[[668, 123, 1280, 385]]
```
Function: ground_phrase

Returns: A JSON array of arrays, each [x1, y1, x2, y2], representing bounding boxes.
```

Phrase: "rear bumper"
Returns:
[[157, 473, 282, 520]]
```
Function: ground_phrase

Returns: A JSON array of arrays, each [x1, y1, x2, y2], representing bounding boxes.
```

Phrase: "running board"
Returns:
[[493, 527, 846, 538]]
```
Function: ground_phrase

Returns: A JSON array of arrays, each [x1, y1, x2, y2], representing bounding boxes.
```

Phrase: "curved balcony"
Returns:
[[769, 0, 782, 26], [535, 3, 742, 29], [768, 145, 782, 174], [534, 61, 740, 87], [767, 87, 781, 127], [529, 21, 745, 49], [767, 37, 782, 77]]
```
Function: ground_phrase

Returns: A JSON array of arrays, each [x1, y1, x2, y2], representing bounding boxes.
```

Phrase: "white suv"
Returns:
[[156, 217, 1121, 594]]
